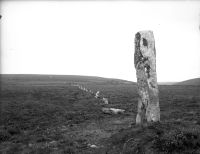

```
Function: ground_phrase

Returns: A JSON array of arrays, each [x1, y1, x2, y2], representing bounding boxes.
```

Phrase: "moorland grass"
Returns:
[[1, 75, 200, 154]]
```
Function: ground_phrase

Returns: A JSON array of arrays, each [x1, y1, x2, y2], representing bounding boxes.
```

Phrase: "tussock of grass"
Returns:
[[0, 129, 11, 142], [153, 127, 200, 153], [106, 121, 200, 154]]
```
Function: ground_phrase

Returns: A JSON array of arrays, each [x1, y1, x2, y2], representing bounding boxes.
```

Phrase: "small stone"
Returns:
[[28, 143, 33, 147], [88, 144, 98, 148], [102, 107, 125, 114], [49, 141, 57, 146]]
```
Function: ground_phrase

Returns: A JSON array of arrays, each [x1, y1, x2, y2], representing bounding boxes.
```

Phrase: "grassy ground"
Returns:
[[0, 75, 200, 154]]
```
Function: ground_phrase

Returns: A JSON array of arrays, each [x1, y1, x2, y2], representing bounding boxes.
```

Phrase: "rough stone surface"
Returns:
[[134, 30, 160, 124], [102, 108, 125, 114]]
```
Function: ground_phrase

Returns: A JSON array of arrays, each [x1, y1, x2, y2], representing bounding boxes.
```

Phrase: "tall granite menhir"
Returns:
[[134, 30, 160, 124]]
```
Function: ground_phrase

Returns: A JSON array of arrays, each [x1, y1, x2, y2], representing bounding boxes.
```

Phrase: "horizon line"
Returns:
[[1, 73, 199, 83]]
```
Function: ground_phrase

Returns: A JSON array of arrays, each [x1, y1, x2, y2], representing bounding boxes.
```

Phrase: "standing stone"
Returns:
[[134, 30, 160, 125]]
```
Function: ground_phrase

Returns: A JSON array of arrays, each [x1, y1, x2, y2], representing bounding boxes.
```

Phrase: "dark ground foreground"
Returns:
[[1, 75, 200, 154]]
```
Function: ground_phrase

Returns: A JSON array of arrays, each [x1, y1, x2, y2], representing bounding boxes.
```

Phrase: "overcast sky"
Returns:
[[1, 1, 200, 82]]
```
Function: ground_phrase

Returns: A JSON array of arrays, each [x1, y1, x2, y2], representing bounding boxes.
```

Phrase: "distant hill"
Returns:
[[176, 78, 200, 85], [158, 82, 177, 85], [3, 74, 200, 86], [0, 74, 136, 85]]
